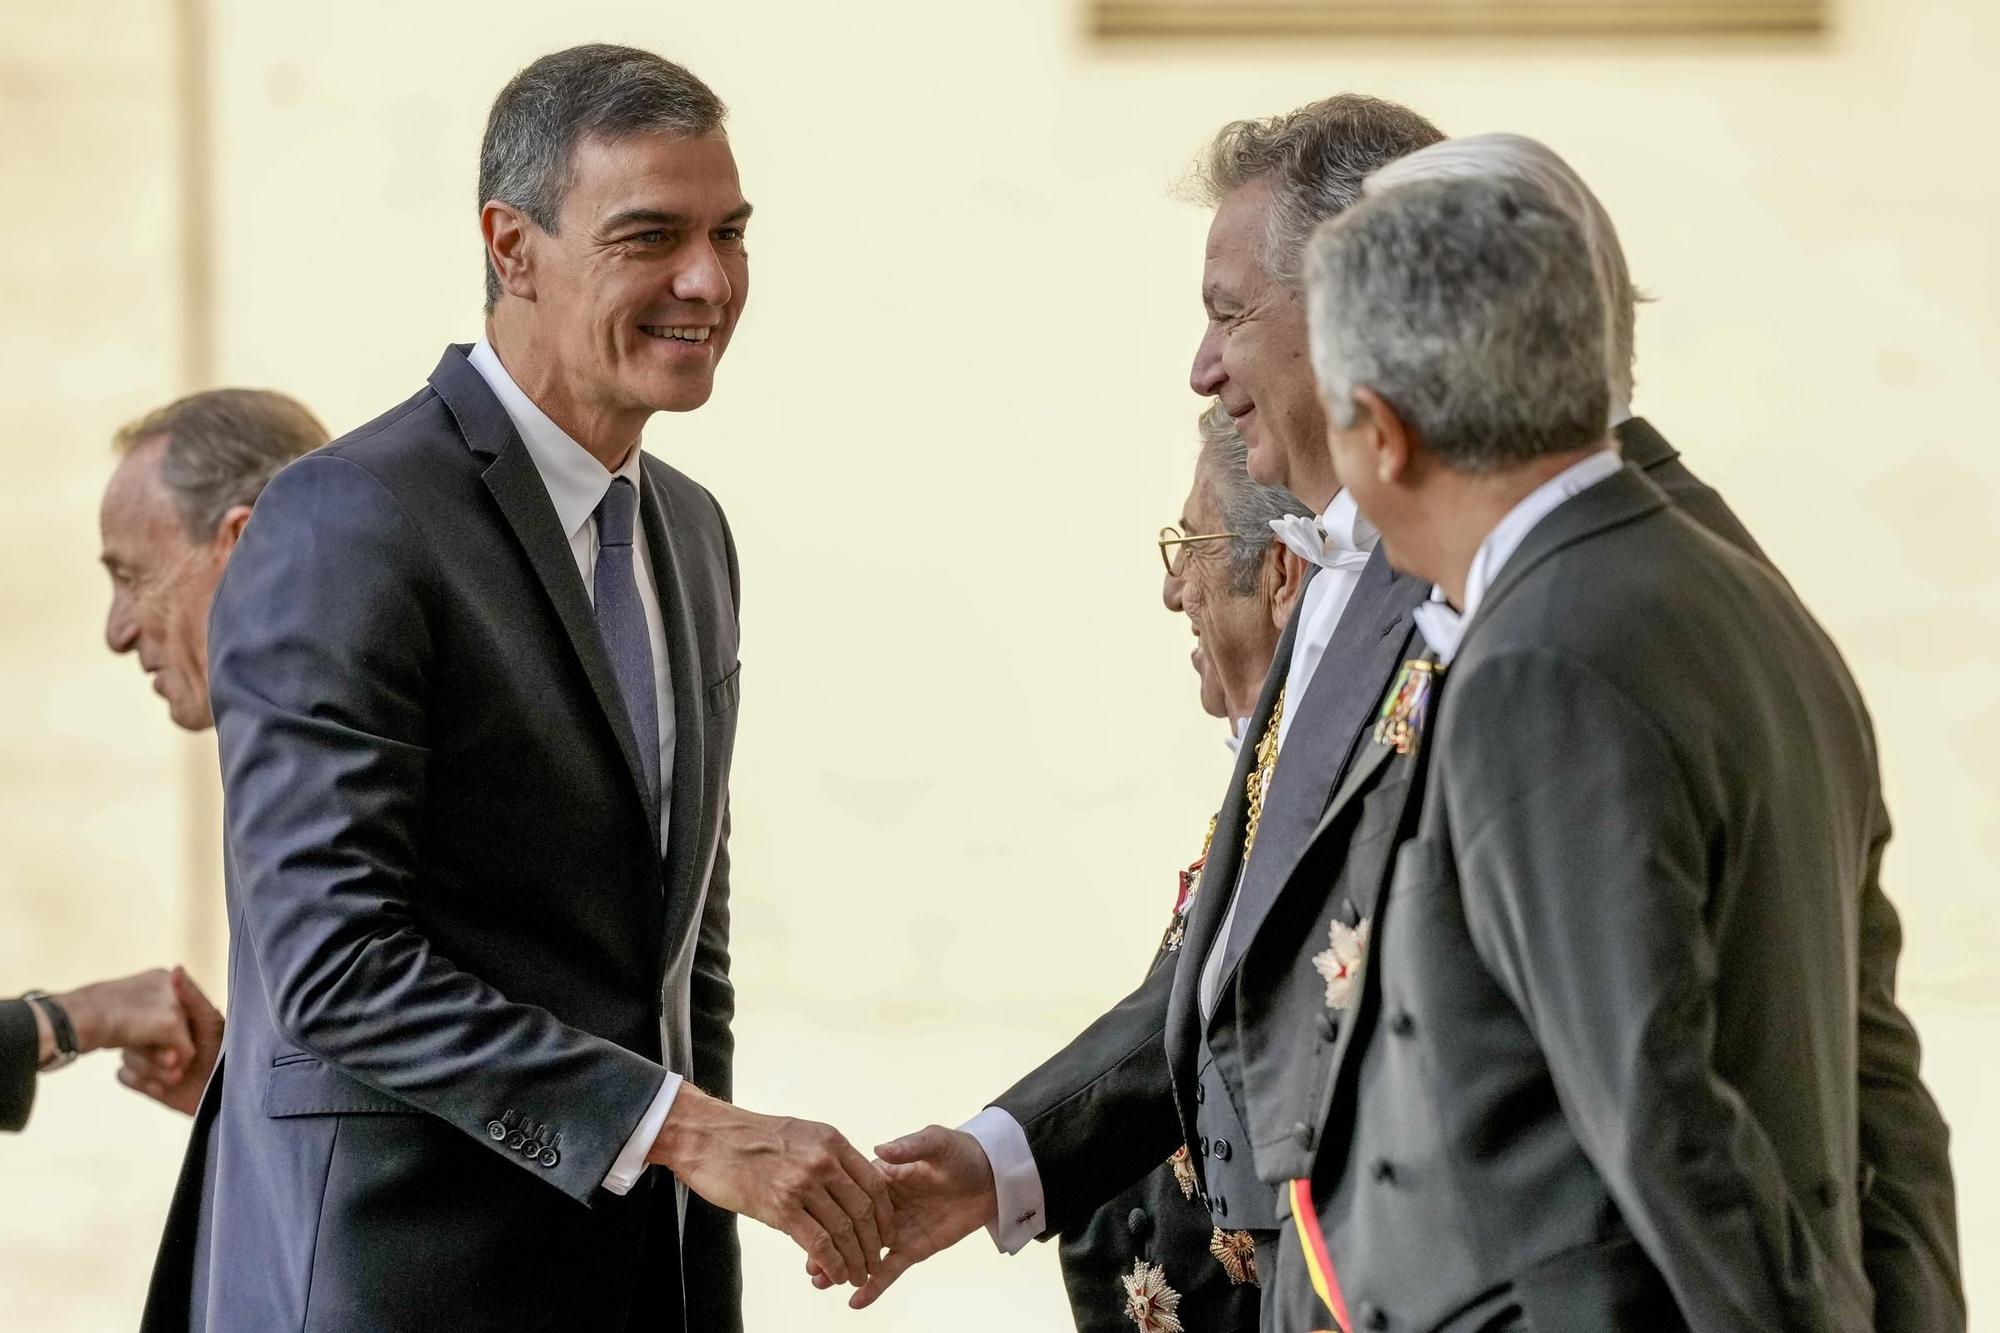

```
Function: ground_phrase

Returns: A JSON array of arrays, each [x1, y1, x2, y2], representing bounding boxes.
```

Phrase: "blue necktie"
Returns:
[[593, 476, 660, 814]]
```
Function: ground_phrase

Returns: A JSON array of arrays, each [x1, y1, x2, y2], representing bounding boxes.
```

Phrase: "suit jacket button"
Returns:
[[1389, 1010, 1416, 1037], [486, 1120, 507, 1141], [1359, 1300, 1388, 1329], [1127, 1207, 1152, 1239], [1213, 1138, 1232, 1162], [1317, 1012, 1339, 1041], [1293, 1122, 1314, 1150], [539, 1147, 561, 1168], [507, 1130, 528, 1151]]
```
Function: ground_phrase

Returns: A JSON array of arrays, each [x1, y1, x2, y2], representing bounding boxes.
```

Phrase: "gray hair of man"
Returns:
[[1365, 133, 1640, 415], [1188, 94, 1446, 290], [1304, 175, 1610, 473], [113, 389, 330, 540], [479, 44, 727, 312], [1196, 401, 1314, 594]]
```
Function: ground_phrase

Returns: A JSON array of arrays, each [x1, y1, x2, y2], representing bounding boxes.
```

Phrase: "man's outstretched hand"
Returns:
[[810, 1124, 999, 1309], [650, 1084, 896, 1289]]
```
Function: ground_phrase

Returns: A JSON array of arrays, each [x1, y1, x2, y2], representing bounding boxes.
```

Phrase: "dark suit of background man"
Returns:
[[1266, 171, 1890, 1332], [143, 45, 893, 1333]]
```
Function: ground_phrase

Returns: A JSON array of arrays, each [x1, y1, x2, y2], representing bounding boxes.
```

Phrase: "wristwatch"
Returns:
[[21, 991, 80, 1070]]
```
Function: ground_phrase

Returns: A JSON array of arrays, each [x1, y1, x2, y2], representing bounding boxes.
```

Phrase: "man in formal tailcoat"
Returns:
[[142, 45, 890, 1333], [1260, 171, 1882, 1332], [1055, 405, 1311, 1332]]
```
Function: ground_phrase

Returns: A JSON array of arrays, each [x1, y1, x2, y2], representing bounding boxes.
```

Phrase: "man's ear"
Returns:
[[1352, 386, 1416, 486], [213, 503, 254, 555], [1262, 542, 1312, 631], [482, 200, 538, 303]]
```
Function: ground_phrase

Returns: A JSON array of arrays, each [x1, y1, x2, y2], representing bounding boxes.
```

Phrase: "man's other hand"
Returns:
[[649, 1084, 896, 1288], [809, 1124, 997, 1309], [118, 967, 224, 1115], [54, 967, 193, 1075]]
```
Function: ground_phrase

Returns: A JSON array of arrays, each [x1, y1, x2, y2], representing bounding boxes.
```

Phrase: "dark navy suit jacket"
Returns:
[[143, 346, 744, 1332]]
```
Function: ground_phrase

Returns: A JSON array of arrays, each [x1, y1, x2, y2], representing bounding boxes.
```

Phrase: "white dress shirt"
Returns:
[[962, 490, 1379, 1254], [1412, 447, 1624, 665], [466, 338, 681, 1196]]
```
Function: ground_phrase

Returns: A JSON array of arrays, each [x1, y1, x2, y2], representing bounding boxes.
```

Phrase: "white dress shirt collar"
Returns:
[[1414, 447, 1624, 665], [467, 337, 643, 535], [1268, 489, 1380, 572]]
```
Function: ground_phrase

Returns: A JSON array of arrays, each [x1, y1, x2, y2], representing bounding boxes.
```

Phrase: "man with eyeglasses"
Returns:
[[1049, 403, 1310, 1333]]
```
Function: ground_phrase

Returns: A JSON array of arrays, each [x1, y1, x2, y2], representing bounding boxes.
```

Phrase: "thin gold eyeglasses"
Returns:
[[1158, 524, 1239, 575]]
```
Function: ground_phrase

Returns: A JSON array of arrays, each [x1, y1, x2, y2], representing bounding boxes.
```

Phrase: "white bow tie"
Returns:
[[1269, 493, 1378, 573], [1412, 595, 1466, 665]]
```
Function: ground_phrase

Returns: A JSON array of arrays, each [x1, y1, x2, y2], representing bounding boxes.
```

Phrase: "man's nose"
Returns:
[[672, 241, 733, 308], [1189, 326, 1225, 397], [1163, 565, 1186, 612], [105, 595, 138, 655]]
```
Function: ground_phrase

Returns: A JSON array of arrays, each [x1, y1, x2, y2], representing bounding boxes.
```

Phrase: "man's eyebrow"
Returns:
[[601, 202, 754, 232]]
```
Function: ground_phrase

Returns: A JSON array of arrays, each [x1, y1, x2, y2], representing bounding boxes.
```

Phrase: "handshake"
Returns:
[[647, 1088, 1001, 1308], [32, 965, 225, 1115]]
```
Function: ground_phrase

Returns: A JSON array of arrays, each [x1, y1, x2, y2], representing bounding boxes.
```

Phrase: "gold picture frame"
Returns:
[[1091, 0, 1826, 38]]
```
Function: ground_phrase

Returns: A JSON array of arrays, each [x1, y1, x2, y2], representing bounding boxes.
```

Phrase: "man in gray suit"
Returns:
[[1258, 172, 1880, 1332]]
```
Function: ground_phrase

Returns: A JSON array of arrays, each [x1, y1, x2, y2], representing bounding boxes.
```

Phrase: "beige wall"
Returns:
[[1, 0, 1993, 1327]]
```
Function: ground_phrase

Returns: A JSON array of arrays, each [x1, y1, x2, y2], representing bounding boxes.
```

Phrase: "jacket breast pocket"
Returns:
[[703, 663, 741, 717], [263, 1055, 420, 1118]]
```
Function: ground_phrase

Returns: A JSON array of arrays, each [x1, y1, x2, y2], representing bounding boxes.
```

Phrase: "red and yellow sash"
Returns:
[[1289, 1176, 1350, 1333]]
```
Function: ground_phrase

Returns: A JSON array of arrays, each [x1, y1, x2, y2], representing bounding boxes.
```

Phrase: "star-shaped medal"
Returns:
[[1120, 1259, 1185, 1333]]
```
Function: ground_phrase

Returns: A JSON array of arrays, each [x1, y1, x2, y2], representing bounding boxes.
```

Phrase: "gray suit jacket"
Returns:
[[142, 347, 742, 1333], [1285, 464, 1878, 1332]]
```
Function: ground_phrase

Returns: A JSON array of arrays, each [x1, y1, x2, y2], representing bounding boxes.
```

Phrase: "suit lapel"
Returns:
[[430, 346, 656, 837], [1210, 552, 1425, 1001], [637, 455, 711, 947]]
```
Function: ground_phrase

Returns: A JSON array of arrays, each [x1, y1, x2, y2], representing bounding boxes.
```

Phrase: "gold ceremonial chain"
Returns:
[[1241, 685, 1286, 860]]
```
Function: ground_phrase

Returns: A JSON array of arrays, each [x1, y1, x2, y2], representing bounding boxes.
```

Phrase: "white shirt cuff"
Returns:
[[602, 1070, 683, 1195], [958, 1105, 1046, 1254]]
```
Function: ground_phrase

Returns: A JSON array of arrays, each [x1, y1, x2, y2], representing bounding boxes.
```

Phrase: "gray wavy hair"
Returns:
[[114, 389, 329, 540], [479, 45, 727, 311], [1366, 133, 1640, 412], [1196, 402, 1313, 594], [1188, 94, 1445, 290], [1304, 175, 1610, 473]]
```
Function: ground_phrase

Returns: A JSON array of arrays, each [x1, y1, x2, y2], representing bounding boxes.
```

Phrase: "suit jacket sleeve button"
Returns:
[[486, 1120, 507, 1141], [1126, 1207, 1152, 1239], [1213, 1138, 1232, 1162], [1292, 1122, 1314, 1150], [540, 1147, 561, 1168], [507, 1130, 527, 1150]]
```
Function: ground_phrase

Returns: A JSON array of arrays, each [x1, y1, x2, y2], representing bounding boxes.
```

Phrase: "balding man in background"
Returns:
[[99, 388, 329, 1116], [1055, 405, 1310, 1333]]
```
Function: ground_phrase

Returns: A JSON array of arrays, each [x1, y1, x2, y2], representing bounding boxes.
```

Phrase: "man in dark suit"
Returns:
[[1328, 132, 1959, 1332], [142, 45, 889, 1333], [1262, 171, 1883, 1332], [1053, 406, 1312, 1333]]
